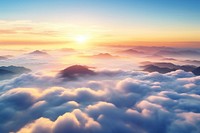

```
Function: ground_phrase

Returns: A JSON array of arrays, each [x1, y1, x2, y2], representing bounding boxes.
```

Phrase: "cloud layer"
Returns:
[[0, 68, 200, 133]]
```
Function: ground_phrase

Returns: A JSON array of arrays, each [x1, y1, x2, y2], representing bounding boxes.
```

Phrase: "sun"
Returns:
[[74, 35, 88, 44]]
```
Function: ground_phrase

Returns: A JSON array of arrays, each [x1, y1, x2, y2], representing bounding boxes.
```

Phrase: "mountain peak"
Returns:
[[59, 65, 95, 80], [28, 50, 48, 55]]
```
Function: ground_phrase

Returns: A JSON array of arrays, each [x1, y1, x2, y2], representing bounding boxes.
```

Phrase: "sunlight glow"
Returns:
[[74, 35, 89, 44]]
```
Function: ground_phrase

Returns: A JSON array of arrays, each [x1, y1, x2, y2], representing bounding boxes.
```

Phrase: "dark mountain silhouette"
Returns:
[[118, 49, 144, 55], [81, 53, 118, 59], [0, 66, 31, 80], [0, 69, 14, 75], [143, 65, 176, 74], [192, 67, 200, 76], [0, 66, 31, 73], [59, 65, 95, 80], [142, 62, 197, 74], [28, 50, 49, 55], [183, 60, 200, 65], [0, 56, 8, 60], [145, 54, 163, 59], [179, 65, 197, 72], [162, 58, 177, 61], [156, 50, 200, 57], [149, 62, 177, 69], [133, 46, 174, 51], [92, 53, 116, 58]]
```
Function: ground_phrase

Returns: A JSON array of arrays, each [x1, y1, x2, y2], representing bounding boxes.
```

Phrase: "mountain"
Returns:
[[142, 62, 197, 74], [59, 65, 95, 80], [0, 56, 8, 60], [149, 62, 178, 69], [0, 66, 31, 74], [81, 53, 118, 59], [0, 66, 31, 80], [162, 58, 177, 61], [143, 65, 176, 74], [28, 50, 49, 55], [0, 69, 14, 75], [179, 65, 197, 72], [183, 60, 200, 66], [156, 50, 200, 57], [192, 67, 200, 76], [92, 53, 116, 58], [118, 49, 144, 55]]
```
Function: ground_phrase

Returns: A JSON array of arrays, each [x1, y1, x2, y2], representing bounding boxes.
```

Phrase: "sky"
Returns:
[[0, 0, 200, 48]]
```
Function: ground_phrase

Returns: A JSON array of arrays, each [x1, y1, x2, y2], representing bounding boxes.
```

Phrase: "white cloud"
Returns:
[[0, 68, 200, 133]]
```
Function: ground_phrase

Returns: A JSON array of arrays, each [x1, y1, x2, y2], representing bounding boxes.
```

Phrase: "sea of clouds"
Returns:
[[0, 68, 200, 133]]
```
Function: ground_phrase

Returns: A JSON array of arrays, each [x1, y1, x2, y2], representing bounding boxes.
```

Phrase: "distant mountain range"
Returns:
[[81, 53, 118, 59], [156, 49, 200, 57], [119, 47, 200, 62], [118, 49, 144, 55], [141, 62, 200, 75], [143, 65, 176, 74]]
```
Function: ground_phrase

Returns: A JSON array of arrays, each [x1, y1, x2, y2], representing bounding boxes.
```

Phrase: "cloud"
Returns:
[[18, 109, 101, 133], [167, 112, 200, 133], [0, 20, 61, 36], [0, 67, 200, 133]]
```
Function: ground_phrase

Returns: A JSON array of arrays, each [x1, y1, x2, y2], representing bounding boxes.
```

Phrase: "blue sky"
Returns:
[[1, 0, 199, 25]]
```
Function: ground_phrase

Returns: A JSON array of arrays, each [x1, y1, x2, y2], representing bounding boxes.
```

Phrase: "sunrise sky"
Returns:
[[0, 0, 200, 49], [1, 1, 200, 133]]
